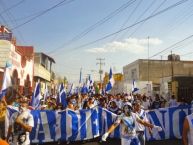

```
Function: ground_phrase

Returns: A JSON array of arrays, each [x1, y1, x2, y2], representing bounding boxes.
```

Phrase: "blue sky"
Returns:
[[1, 0, 193, 83]]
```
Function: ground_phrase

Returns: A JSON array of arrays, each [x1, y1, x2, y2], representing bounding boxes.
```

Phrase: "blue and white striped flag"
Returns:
[[87, 75, 94, 94], [5, 105, 19, 136], [81, 83, 88, 94], [44, 84, 49, 102], [0, 63, 12, 100], [31, 82, 42, 109], [57, 83, 67, 108], [132, 80, 139, 93], [105, 68, 114, 92], [68, 83, 74, 96]]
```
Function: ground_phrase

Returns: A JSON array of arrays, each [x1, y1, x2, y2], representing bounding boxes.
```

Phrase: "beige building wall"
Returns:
[[0, 40, 34, 87], [124, 59, 193, 85], [0, 40, 12, 67]]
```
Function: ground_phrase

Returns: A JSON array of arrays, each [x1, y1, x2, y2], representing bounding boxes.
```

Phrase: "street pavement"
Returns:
[[32, 138, 182, 145]]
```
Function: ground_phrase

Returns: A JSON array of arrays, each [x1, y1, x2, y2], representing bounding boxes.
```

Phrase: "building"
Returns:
[[34, 52, 55, 94], [123, 55, 193, 102], [0, 25, 34, 95]]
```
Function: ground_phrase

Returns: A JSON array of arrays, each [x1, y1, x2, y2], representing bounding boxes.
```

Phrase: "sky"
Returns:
[[1, 0, 193, 84]]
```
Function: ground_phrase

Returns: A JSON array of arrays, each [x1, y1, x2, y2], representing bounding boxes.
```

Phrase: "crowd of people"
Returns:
[[37, 91, 191, 112], [0, 87, 193, 145]]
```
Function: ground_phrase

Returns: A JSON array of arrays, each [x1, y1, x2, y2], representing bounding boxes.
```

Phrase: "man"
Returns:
[[151, 94, 161, 109], [142, 96, 150, 110], [182, 113, 193, 145], [6, 96, 34, 145], [133, 100, 151, 145], [108, 100, 121, 115], [168, 95, 178, 107], [102, 102, 162, 145]]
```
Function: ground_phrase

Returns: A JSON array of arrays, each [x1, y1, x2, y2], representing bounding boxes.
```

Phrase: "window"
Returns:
[[131, 69, 137, 80]]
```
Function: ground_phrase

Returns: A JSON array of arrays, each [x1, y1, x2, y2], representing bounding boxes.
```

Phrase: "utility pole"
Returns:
[[96, 58, 105, 90], [161, 55, 163, 83], [147, 36, 150, 83], [171, 51, 174, 82]]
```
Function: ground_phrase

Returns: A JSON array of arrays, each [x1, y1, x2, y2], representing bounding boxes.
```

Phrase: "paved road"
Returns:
[[32, 138, 182, 145]]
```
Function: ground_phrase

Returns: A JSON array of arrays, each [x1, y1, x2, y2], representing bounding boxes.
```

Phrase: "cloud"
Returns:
[[86, 37, 162, 53]]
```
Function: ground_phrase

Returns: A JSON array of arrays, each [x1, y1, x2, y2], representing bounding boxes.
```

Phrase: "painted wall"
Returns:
[[0, 40, 34, 87]]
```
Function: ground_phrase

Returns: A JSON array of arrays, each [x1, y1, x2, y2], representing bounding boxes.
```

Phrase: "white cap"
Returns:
[[123, 102, 132, 107]]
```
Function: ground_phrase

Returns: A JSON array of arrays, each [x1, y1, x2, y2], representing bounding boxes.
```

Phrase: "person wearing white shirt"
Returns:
[[169, 95, 178, 107], [101, 102, 162, 145], [142, 96, 150, 110], [183, 113, 193, 145], [6, 97, 34, 145], [133, 100, 151, 145]]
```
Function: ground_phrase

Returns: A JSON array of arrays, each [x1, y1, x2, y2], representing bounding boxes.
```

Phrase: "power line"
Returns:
[[149, 34, 193, 58], [47, 0, 137, 54], [0, 0, 26, 44], [58, 0, 188, 54], [161, 38, 193, 57], [111, 0, 143, 41], [126, 0, 167, 38], [0, 0, 26, 15], [181, 51, 193, 56], [64, 0, 137, 43], [2, 0, 75, 23], [120, 0, 157, 39], [10, 0, 75, 30], [2, 10, 43, 23], [158, 1, 193, 37]]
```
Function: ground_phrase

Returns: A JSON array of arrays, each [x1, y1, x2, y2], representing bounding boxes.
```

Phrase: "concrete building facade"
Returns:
[[0, 25, 34, 95], [123, 57, 193, 99], [34, 52, 55, 94]]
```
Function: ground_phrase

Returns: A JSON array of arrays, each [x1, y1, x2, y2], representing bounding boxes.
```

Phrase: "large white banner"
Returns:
[[6, 105, 193, 143]]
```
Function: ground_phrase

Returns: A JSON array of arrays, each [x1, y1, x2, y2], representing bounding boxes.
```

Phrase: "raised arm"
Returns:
[[101, 119, 120, 141], [182, 117, 189, 145]]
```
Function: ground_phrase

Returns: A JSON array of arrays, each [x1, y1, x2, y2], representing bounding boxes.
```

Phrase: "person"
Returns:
[[102, 102, 162, 145], [151, 94, 161, 109], [66, 97, 76, 111], [133, 100, 152, 145], [168, 95, 178, 107], [141, 96, 150, 110], [0, 139, 9, 145], [6, 96, 34, 145], [108, 100, 121, 115], [182, 113, 193, 145], [0, 97, 7, 139]]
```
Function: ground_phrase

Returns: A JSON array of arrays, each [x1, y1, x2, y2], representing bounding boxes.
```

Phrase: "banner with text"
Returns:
[[7, 105, 192, 143]]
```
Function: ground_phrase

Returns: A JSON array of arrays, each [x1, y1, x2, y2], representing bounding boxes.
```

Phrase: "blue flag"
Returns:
[[105, 68, 114, 92], [31, 82, 42, 109], [132, 80, 139, 93], [81, 83, 88, 94], [68, 83, 74, 96], [0, 62, 12, 100], [57, 83, 67, 108]]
